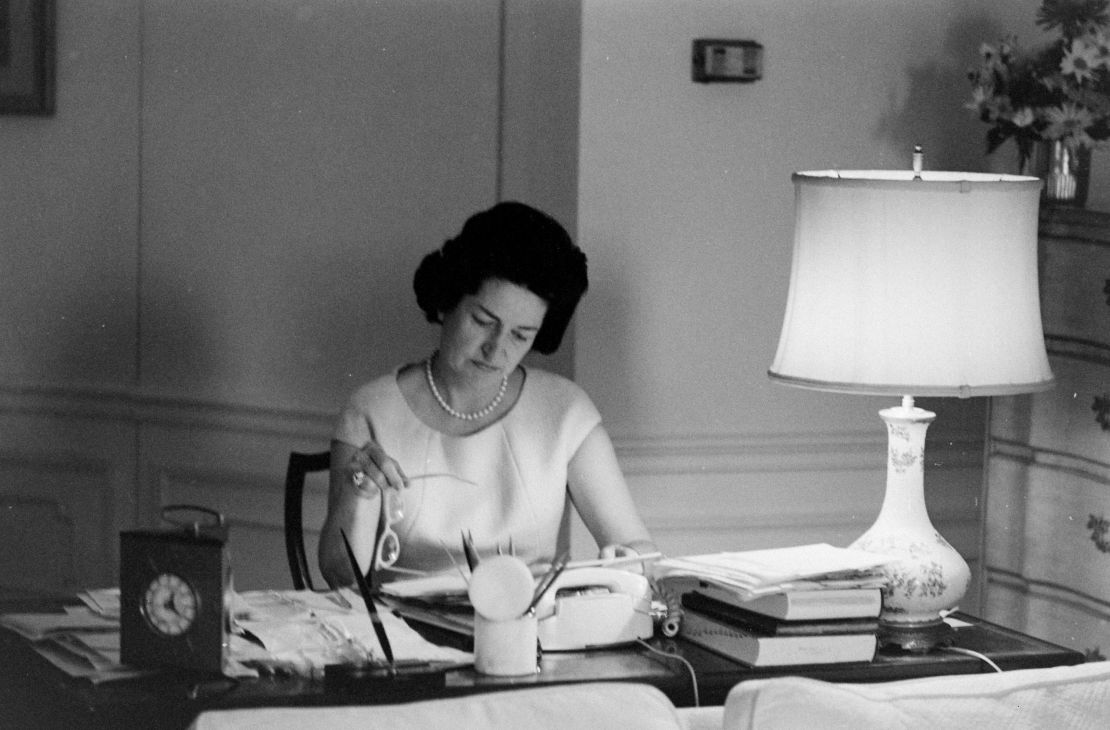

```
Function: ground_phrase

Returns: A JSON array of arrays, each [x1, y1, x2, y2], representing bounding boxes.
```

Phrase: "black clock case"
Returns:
[[120, 526, 229, 674]]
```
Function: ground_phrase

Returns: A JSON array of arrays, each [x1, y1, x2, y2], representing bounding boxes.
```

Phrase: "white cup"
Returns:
[[473, 611, 539, 676]]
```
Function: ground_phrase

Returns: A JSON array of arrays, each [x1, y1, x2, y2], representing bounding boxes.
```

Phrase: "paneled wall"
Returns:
[[572, 0, 1057, 612], [0, 0, 1066, 616], [0, 0, 578, 593]]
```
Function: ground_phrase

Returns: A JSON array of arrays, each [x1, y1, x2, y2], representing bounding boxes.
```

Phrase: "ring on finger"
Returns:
[[352, 470, 366, 487]]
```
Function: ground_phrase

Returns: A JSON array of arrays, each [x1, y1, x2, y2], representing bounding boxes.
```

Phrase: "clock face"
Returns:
[[141, 572, 199, 636]]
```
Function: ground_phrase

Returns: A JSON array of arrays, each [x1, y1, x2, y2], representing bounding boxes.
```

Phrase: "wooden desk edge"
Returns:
[[0, 601, 1089, 721]]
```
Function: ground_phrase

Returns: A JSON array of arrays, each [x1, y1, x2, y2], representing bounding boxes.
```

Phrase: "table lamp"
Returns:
[[768, 150, 1054, 651]]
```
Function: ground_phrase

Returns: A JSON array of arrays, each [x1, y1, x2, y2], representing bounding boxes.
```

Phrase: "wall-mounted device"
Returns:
[[692, 39, 763, 83]]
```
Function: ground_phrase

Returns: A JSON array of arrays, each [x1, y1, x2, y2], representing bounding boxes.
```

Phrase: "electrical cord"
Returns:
[[938, 645, 1003, 672], [636, 639, 700, 707]]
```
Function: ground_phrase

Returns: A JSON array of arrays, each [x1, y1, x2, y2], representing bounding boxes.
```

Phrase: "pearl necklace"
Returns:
[[425, 354, 509, 421]]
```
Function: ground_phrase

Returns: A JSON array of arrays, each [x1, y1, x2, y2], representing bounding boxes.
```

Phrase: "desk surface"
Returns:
[[0, 591, 1085, 730]]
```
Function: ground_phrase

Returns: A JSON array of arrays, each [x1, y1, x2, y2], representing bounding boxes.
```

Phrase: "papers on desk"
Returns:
[[23, 628, 149, 683], [0, 606, 147, 683], [380, 571, 469, 601], [0, 588, 473, 684], [651, 543, 895, 601], [234, 588, 472, 675], [78, 587, 120, 620], [378, 574, 476, 636], [0, 606, 119, 641]]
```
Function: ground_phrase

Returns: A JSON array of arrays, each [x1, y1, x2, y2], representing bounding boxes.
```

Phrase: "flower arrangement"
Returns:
[[968, 0, 1110, 161]]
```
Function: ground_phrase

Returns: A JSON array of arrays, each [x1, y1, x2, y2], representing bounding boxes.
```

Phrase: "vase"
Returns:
[[849, 400, 971, 651], [1020, 140, 1091, 207]]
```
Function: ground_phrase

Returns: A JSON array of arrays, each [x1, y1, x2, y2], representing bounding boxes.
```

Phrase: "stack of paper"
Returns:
[[0, 606, 143, 683], [651, 544, 895, 667], [77, 587, 120, 620], [651, 543, 894, 601]]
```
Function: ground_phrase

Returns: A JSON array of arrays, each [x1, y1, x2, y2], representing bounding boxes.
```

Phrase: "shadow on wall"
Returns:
[[138, 271, 224, 396], [875, 13, 1009, 173]]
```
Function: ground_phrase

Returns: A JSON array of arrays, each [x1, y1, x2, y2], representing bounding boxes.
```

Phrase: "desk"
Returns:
[[0, 591, 1085, 730]]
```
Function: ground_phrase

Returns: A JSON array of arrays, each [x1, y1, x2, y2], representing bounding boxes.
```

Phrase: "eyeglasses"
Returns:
[[369, 472, 477, 572], [374, 486, 404, 570]]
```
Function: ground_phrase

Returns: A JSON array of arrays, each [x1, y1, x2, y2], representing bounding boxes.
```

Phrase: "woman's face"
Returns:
[[438, 278, 548, 383]]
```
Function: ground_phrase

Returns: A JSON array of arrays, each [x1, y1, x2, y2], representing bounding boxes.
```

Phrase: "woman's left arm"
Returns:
[[566, 424, 657, 558]]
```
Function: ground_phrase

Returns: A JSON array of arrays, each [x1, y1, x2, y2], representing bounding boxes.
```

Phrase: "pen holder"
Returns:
[[473, 612, 539, 676]]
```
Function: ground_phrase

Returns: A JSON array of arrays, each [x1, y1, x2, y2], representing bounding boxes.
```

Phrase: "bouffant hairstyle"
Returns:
[[413, 201, 588, 355]]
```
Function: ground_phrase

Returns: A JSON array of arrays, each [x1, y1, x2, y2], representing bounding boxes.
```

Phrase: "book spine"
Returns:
[[679, 611, 760, 664], [680, 611, 876, 666]]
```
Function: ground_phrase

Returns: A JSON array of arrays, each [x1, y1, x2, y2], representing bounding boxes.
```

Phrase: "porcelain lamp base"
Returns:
[[849, 397, 971, 652]]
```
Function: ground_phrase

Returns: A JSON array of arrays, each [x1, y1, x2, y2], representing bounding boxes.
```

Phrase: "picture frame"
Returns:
[[0, 0, 55, 115]]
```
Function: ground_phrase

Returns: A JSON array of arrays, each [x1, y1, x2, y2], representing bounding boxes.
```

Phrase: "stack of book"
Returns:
[[652, 543, 891, 667]]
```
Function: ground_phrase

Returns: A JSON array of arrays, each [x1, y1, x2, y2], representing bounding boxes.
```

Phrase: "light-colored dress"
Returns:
[[334, 366, 601, 575]]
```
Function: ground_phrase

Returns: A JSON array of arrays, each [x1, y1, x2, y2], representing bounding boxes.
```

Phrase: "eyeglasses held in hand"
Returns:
[[354, 471, 477, 572], [374, 486, 404, 570]]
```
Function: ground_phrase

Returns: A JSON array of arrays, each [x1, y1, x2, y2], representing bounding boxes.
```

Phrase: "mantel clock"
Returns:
[[120, 505, 229, 674]]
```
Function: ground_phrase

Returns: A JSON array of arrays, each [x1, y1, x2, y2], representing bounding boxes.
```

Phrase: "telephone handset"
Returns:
[[533, 567, 654, 651]]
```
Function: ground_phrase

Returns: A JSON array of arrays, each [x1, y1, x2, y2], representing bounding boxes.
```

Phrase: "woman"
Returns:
[[319, 201, 654, 586]]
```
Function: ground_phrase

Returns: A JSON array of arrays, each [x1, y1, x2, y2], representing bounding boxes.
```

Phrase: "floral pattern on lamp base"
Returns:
[[850, 400, 971, 651]]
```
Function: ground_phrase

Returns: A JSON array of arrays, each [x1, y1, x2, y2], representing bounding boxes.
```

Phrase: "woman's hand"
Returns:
[[347, 440, 408, 498], [599, 541, 659, 574], [599, 543, 641, 561]]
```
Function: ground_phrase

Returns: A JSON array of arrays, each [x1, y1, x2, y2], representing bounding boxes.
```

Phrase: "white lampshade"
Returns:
[[769, 170, 1054, 397]]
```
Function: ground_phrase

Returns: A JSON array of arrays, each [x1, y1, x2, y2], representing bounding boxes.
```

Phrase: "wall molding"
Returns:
[[987, 567, 1110, 619], [1, 380, 984, 480], [614, 431, 982, 476], [0, 380, 334, 439], [990, 438, 1110, 484]]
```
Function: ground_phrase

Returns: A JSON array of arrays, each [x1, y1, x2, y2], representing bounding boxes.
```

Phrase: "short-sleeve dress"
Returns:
[[334, 366, 601, 575]]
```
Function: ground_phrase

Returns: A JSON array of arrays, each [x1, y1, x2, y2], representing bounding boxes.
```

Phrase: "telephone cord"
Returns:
[[636, 639, 700, 707]]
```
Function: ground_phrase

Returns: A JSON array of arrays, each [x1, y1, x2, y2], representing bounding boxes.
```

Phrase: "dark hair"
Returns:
[[413, 201, 588, 354]]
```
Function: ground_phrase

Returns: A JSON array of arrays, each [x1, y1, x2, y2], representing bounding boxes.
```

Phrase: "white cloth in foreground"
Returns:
[[189, 682, 686, 730], [722, 660, 1110, 730]]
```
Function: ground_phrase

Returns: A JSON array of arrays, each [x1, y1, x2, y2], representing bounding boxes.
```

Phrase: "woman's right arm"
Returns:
[[319, 440, 378, 587], [318, 438, 409, 587]]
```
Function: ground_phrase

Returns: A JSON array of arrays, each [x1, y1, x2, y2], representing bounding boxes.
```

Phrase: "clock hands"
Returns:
[[164, 591, 186, 618]]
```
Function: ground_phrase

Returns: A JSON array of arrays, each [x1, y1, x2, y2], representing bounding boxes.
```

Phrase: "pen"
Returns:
[[461, 529, 481, 572], [439, 539, 471, 585], [340, 528, 395, 667], [525, 552, 569, 616]]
